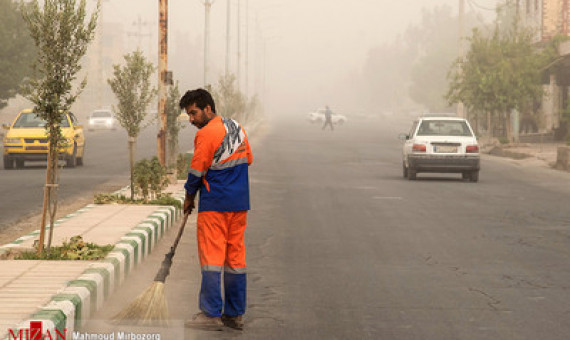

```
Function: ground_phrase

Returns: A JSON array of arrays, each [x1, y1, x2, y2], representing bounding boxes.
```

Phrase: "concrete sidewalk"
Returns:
[[482, 141, 566, 170], [0, 182, 186, 339]]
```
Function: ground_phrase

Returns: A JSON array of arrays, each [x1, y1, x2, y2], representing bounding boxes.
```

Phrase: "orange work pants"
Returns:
[[196, 210, 247, 317]]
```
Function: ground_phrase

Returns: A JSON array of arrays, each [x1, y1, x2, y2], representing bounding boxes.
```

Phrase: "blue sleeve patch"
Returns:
[[184, 173, 202, 195]]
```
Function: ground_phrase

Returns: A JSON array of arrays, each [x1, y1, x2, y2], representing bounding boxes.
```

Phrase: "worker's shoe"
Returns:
[[184, 312, 223, 331], [221, 314, 244, 330]]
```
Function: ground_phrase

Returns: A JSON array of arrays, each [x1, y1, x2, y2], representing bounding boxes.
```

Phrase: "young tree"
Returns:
[[407, 5, 480, 112], [211, 74, 246, 121], [108, 50, 156, 200], [0, 0, 36, 109], [165, 82, 182, 171], [446, 26, 555, 140], [21, 0, 98, 254]]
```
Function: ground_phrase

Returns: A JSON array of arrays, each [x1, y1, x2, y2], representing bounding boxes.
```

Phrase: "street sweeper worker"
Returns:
[[179, 88, 253, 331]]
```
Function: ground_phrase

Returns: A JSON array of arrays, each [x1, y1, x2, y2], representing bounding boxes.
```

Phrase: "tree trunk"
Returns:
[[128, 136, 136, 200], [487, 111, 492, 137], [505, 110, 513, 142], [47, 147, 59, 250], [474, 112, 479, 136], [37, 144, 53, 255], [167, 134, 178, 171]]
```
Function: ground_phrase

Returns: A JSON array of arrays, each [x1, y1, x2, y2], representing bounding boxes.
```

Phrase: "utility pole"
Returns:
[[97, 9, 103, 108], [237, 0, 242, 91], [562, 0, 568, 36], [203, 0, 214, 87], [245, 0, 249, 98], [457, 0, 465, 118], [226, 0, 231, 76], [254, 13, 261, 97], [157, 0, 168, 166], [92, 0, 108, 108], [128, 16, 151, 52], [513, 0, 521, 35], [513, 0, 521, 142]]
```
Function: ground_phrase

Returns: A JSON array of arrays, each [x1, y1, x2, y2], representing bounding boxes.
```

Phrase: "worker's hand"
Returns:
[[184, 193, 196, 215]]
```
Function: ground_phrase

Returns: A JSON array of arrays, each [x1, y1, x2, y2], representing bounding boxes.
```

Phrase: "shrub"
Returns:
[[93, 193, 182, 210], [133, 156, 170, 201], [16, 236, 113, 260], [177, 152, 193, 180]]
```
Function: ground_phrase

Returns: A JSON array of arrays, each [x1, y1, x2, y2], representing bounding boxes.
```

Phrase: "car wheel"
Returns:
[[462, 172, 470, 180], [3, 156, 14, 170], [66, 145, 77, 168], [15, 159, 24, 169], [470, 170, 479, 182], [76, 144, 84, 166], [408, 169, 417, 180], [402, 162, 408, 178]]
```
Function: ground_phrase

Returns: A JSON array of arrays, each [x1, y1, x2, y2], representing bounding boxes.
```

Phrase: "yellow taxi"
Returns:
[[2, 109, 85, 169]]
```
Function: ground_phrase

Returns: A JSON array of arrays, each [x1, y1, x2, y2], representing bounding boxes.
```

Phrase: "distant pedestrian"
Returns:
[[179, 88, 253, 331], [322, 105, 334, 131]]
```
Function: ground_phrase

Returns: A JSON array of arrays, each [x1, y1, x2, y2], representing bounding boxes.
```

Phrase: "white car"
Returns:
[[306, 108, 347, 125], [399, 115, 480, 182], [88, 109, 116, 130]]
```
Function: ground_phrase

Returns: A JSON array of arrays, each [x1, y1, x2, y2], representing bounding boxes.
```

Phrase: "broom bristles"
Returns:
[[112, 281, 169, 326]]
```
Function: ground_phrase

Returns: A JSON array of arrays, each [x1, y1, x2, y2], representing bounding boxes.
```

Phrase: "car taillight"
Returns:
[[412, 144, 426, 152], [466, 145, 479, 153]]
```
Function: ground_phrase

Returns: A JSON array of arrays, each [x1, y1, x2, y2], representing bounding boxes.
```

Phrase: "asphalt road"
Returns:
[[81, 114, 570, 339], [0, 123, 196, 230]]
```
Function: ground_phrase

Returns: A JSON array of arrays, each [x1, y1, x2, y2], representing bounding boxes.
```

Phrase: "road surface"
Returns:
[[0, 124, 195, 231], [56, 114, 570, 339]]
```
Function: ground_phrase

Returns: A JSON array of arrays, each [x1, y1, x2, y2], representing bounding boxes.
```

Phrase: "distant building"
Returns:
[[520, 0, 570, 139]]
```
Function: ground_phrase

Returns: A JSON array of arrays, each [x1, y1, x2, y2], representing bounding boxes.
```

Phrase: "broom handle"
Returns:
[[171, 212, 190, 254], [154, 212, 190, 283]]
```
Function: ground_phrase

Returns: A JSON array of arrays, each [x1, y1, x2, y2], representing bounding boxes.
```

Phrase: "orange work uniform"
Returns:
[[184, 116, 253, 317]]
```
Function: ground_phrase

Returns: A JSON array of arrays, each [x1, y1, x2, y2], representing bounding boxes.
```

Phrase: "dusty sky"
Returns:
[[94, 0, 497, 116]]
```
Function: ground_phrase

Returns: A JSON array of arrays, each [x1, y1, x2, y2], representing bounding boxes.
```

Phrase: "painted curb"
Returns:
[[0, 205, 97, 257], [2, 190, 186, 338]]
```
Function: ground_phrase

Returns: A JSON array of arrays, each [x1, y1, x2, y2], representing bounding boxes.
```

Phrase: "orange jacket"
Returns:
[[184, 116, 253, 211]]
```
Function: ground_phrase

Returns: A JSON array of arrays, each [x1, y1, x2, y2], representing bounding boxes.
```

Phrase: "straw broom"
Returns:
[[112, 213, 190, 326]]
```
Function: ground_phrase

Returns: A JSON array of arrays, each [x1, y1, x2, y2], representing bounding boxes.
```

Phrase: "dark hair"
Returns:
[[179, 88, 216, 113]]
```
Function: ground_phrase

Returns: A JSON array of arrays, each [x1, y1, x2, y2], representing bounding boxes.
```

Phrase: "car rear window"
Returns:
[[91, 111, 112, 118], [12, 112, 70, 128], [416, 120, 472, 137]]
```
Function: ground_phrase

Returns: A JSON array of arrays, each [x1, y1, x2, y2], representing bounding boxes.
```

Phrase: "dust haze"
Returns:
[[4, 0, 497, 124]]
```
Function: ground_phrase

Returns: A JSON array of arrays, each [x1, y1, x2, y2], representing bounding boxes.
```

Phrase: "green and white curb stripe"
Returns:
[[156, 206, 176, 226], [138, 221, 160, 247], [0, 204, 96, 253], [87, 262, 115, 297], [42, 300, 76, 334], [147, 215, 166, 236], [67, 280, 98, 316], [102, 257, 121, 287], [115, 241, 137, 269], [125, 231, 149, 257], [133, 224, 155, 253], [122, 233, 147, 259], [76, 273, 105, 312], [32, 311, 64, 334], [4, 199, 183, 335], [51, 293, 83, 330], [57, 286, 91, 327], [106, 250, 129, 283]]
